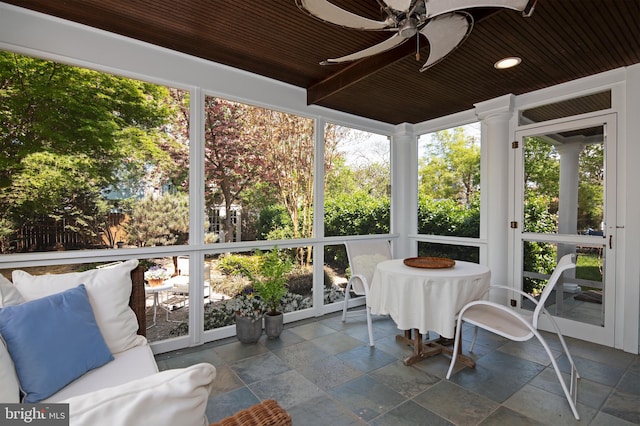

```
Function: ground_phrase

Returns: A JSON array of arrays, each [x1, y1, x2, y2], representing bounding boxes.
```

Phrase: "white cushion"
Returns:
[[0, 274, 24, 308], [0, 339, 19, 403], [43, 343, 158, 403], [12, 260, 146, 354], [63, 363, 216, 426], [0, 275, 22, 403]]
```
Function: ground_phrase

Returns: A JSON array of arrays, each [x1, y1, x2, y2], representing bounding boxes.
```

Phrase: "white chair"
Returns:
[[446, 253, 581, 420], [166, 257, 211, 309], [342, 240, 392, 347]]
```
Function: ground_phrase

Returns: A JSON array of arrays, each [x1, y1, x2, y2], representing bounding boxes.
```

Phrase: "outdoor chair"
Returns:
[[343, 240, 392, 347], [446, 253, 581, 420], [165, 257, 211, 310]]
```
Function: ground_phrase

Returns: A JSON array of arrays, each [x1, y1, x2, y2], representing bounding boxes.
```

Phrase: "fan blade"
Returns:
[[383, 0, 413, 12], [296, 0, 389, 30], [419, 13, 472, 71], [322, 33, 408, 64], [424, 0, 531, 18]]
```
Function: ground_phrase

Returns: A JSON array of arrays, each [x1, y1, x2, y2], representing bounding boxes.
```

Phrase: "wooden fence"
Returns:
[[11, 213, 126, 252]]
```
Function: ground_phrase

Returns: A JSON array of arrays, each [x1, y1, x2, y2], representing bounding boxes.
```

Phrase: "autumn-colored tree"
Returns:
[[203, 97, 266, 242]]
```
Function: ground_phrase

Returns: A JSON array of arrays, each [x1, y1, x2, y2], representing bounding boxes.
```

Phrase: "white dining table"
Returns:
[[144, 282, 174, 328], [369, 258, 491, 366]]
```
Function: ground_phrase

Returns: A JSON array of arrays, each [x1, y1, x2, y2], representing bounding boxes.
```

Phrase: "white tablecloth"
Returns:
[[369, 259, 491, 338]]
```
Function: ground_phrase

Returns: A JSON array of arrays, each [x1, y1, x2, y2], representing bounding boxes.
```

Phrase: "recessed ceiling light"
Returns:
[[494, 57, 522, 69]]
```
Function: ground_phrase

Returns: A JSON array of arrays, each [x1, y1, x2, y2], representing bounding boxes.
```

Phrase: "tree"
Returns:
[[523, 137, 604, 233], [577, 143, 604, 231], [125, 192, 189, 247], [419, 127, 480, 206], [524, 137, 560, 204], [202, 97, 266, 242], [249, 108, 314, 263], [0, 52, 177, 251]]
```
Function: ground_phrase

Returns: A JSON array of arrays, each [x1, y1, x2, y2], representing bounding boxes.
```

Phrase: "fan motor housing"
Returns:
[[398, 17, 418, 38]]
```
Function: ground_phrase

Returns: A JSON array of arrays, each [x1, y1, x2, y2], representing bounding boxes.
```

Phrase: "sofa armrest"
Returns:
[[129, 265, 146, 336], [63, 363, 216, 425], [210, 400, 292, 426]]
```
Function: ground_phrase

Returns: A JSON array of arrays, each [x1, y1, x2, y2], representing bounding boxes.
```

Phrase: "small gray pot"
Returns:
[[264, 312, 284, 339], [235, 314, 262, 344]]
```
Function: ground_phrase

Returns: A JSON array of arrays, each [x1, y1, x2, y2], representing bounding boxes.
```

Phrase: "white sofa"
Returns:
[[0, 260, 216, 426]]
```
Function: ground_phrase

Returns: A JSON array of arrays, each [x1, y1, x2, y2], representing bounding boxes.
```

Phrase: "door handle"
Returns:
[[609, 235, 612, 249]]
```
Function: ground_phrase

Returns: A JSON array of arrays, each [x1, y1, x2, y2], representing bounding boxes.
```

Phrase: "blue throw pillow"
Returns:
[[0, 284, 113, 402]]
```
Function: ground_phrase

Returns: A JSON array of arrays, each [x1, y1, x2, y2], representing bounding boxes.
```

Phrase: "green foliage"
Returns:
[[0, 52, 181, 252], [256, 204, 293, 240], [523, 137, 560, 202], [523, 194, 557, 234], [125, 192, 189, 247], [217, 253, 259, 279], [286, 265, 334, 295], [576, 252, 603, 282], [519, 195, 558, 294], [247, 248, 293, 315], [417, 193, 479, 237], [325, 158, 390, 200], [419, 128, 480, 206], [324, 191, 390, 269], [170, 291, 315, 335], [324, 191, 390, 237]]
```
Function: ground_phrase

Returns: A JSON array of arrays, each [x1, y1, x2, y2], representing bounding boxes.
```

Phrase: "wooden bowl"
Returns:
[[403, 257, 455, 269]]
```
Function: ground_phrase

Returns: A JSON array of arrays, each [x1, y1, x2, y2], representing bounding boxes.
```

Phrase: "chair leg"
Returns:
[[469, 325, 479, 352], [446, 317, 464, 379], [366, 306, 374, 347], [533, 329, 580, 420], [342, 283, 351, 322], [549, 319, 581, 380]]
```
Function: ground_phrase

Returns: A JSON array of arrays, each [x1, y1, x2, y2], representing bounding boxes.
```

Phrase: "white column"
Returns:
[[556, 142, 583, 237], [392, 123, 417, 259], [475, 95, 515, 290], [554, 142, 583, 309]]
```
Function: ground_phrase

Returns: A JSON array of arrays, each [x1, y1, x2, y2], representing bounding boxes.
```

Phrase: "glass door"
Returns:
[[513, 114, 616, 346]]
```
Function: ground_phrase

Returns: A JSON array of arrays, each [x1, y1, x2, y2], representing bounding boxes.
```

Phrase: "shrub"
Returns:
[[286, 266, 334, 295], [217, 253, 259, 277]]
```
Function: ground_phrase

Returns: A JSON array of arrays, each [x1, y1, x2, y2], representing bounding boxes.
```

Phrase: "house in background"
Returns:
[[0, 1, 638, 356]]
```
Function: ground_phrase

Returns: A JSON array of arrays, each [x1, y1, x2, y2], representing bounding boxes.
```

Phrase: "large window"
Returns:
[[417, 123, 481, 259], [203, 96, 315, 243], [0, 52, 190, 253], [0, 50, 393, 347], [324, 123, 390, 237], [323, 124, 390, 306]]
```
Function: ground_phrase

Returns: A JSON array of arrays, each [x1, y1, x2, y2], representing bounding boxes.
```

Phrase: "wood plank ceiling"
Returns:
[[3, 0, 639, 125]]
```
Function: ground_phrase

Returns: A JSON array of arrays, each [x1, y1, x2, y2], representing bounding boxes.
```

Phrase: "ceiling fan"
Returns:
[[296, 0, 535, 71]]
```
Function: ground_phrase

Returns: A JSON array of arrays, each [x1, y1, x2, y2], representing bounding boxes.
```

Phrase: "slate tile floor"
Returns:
[[155, 312, 640, 425]]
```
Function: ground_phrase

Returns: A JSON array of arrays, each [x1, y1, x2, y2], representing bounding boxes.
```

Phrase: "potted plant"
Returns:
[[144, 266, 171, 287], [248, 247, 293, 339], [230, 293, 266, 344]]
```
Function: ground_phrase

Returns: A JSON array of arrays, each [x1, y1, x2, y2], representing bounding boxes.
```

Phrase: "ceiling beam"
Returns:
[[306, 38, 417, 105]]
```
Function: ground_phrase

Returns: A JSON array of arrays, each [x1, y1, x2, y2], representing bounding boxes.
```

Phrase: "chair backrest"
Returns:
[[345, 240, 392, 295], [533, 253, 577, 328], [177, 256, 189, 276]]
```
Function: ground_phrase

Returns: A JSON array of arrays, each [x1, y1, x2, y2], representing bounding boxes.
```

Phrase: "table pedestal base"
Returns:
[[396, 329, 476, 368]]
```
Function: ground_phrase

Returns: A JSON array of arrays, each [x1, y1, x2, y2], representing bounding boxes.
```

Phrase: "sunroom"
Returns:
[[0, 1, 639, 423]]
